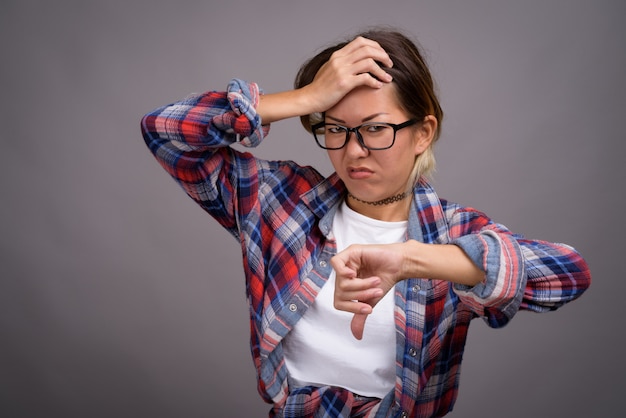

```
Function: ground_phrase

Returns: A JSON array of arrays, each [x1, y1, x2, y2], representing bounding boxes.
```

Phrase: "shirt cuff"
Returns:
[[210, 78, 269, 147], [451, 230, 525, 324], [452, 233, 493, 296]]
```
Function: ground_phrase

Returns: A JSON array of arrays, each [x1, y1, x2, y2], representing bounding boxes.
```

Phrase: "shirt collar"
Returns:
[[409, 178, 451, 244], [300, 174, 450, 244], [300, 173, 344, 214], [299, 173, 344, 237]]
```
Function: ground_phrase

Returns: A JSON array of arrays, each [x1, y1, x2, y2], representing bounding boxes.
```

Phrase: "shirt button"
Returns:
[[288, 303, 297, 312], [319, 260, 327, 268], [411, 284, 421, 293], [400, 412, 409, 418], [408, 347, 417, 357]]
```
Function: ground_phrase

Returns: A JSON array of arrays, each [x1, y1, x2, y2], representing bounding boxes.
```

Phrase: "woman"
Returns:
[[141, 29, 590, 418]]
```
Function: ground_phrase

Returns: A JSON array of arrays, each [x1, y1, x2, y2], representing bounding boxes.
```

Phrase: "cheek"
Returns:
[[383, 149, 417, 177], [326, 150, 344, 172], [386, 144, 416, 164]]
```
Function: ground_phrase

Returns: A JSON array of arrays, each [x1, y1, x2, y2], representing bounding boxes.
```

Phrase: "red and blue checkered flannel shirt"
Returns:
[[141, 79, 591, 417]]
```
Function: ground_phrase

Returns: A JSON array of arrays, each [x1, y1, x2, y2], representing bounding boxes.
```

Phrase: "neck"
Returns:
[[346, 192, 411, 221], [347, 192, 408, 206]]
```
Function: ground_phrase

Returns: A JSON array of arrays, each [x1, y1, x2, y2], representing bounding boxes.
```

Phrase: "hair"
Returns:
[[294, 28, 444, 183]]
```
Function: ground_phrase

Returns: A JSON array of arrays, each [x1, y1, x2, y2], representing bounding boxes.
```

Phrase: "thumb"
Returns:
[[351, 313, 368, 340]]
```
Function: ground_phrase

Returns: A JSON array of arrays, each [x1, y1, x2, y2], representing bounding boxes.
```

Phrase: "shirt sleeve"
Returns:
[[140, 79, 269, 237], [448, 206, 591, 328]]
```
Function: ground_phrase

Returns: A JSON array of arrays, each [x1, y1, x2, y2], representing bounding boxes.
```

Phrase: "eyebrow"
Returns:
[[326, 113, 390, 124]]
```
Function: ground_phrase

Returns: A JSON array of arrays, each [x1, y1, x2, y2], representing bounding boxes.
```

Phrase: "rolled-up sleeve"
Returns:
[[140, 79, 269, 236], [447, 206, 590, 327]]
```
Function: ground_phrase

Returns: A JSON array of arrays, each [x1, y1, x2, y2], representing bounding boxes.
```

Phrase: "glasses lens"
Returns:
[[313, 122, 398, 150], [358, 123, 395, 150], [314, 124, 346, 149]]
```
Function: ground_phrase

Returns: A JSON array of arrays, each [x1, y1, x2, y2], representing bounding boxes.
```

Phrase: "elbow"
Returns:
[[521, 249, 592, 312], [559, 253, 592, 302], [140, 112, 155, 144], [574, 254, 592, 293]]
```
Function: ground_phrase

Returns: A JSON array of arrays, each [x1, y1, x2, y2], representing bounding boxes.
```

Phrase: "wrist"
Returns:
[[401, 240, 424, 281], [257, 88, 318, 125], [402, 240, 484, 286]]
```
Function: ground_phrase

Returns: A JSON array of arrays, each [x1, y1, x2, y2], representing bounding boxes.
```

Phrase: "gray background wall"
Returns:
[[2, 0, 624, 417]]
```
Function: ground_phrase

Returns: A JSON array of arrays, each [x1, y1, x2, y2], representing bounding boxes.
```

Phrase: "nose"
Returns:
[[345, 129, 369, 155]]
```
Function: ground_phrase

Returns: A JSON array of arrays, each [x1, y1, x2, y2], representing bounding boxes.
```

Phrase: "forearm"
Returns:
[[258, 36, 395, 125], [401, 240, 485, 286], [257, 87, 317, 125], [141, 79, 267, 152]]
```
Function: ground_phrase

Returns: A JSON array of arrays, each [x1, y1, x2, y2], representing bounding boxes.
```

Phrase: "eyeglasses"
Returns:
[[311, 119, 418, 150]]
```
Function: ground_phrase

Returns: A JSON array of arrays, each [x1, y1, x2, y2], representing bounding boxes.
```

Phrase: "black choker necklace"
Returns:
[[347, 192, 409, 206]]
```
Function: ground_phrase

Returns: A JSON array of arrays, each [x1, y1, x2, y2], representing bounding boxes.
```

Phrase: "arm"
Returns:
[[141, 36, 395, 176], [141, 36, 396, 230], [331, 240, 486, 339], [517, 238, 591, 312], [257, 36, 394, 124], [449, 207, 590, 326], [140, 79, 269, 235], [331, 241, 484, 309], [331, 206, 591, 338]]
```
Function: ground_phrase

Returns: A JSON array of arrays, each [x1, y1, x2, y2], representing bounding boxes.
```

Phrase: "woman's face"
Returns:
[[325, 83, 431, 205]]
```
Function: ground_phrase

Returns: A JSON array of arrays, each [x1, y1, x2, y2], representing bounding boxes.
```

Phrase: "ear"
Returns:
[[413, 115, 438, 155]]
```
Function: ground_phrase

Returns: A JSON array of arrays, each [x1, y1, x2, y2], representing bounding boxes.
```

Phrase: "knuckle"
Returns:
[[329, 50, 341, 61], [335, 78, 350, 90], [336, 280, 350, 292]]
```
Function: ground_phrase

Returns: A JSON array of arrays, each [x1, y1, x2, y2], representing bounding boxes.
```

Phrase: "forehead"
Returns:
[[325, 84, 404, 123]]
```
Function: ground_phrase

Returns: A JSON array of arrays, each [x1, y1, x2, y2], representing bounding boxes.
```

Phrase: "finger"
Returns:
[[342, 48, 392, 79], [342, 37, 393, 68], [336, 275, 381, 293], [344, 57, 393, 90], [334, 289, 383, 314], [334, 285, 382, 314], [331, 43, 393, 84], [333, 298, 374, 315], [336, 289, 382, 306], [351, 313, 368, 340], [330, 251, 351, 268], [352, 71, 388, 90], [321, 56, 390, 90], [330, 255, 359, 279], [334, 36, 379, 56], [350, 44, 393, 69], [350, 57, 392, 79], [331, 263, 357, 279]]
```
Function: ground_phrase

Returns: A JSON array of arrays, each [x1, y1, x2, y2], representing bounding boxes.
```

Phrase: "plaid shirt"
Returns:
[[141, 79, 591, 417]]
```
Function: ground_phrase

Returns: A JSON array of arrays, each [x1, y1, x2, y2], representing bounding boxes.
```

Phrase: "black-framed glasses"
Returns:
[[311, 119, 418, 150]]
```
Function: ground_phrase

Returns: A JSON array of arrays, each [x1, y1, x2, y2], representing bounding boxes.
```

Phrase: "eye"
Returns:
[[326, 125, 346, 135], [363, 123, 391, 135]]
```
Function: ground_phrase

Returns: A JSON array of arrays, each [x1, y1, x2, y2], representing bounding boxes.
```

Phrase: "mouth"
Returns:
[[347, 167, 374, 179]]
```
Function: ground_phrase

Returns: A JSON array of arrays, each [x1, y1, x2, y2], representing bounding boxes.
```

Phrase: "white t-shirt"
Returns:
[[283, 201, 407, 398]]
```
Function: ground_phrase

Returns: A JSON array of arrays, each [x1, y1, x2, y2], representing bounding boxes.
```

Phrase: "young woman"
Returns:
[[141, 29, 590, 418]]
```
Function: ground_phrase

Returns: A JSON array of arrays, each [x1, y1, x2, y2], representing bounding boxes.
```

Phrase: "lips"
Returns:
[[347, 167, 374, 180]]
